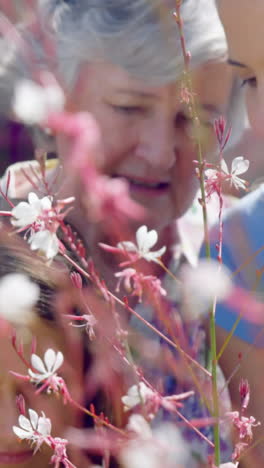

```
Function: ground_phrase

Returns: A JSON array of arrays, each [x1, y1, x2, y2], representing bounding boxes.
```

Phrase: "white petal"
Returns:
[[0, 273, 39, 324], [40, 196, 52, 211], [136, 225, 148, 249], [143, 246, 166, 262], [117, 241, 138, 253], [52, 351, 64, 373], [121, 395, 140, 409], [29, 231, 59, 259], [13, 80, 47, 124], [28, 369, 46, 382], [143, 229, 158, 251], [37, 416, 51, 436], [13, 426, 32, 440], [231, 156, 250, 175], [45, 233, 59, 259], [45, 85, 65, 114], [31, 354, 47, 374], [44, 349, 56, 372], [28, 192, 40, 205], [18, 415, 32, 432], [232, 176, 247, 190], [136, 226, 158, 252], [220, 464, 238, 468], [181, 259, 232, 320], [220, 159, 229, 175], [28, 409, 39, 430], [11, 202, 36, 225], [29, 231, 45, 250], [127, 414, 152, 439]]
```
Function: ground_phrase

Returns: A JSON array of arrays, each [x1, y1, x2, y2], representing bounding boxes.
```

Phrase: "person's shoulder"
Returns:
[[223, 184, 264, 223]]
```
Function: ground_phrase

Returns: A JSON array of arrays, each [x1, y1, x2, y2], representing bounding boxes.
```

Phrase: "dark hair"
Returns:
[[0, 229, 69, 321]]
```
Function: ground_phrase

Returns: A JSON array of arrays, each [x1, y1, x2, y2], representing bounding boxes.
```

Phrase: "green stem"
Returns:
[[174, 2, 220, 463], [210, 300, 220, 465]]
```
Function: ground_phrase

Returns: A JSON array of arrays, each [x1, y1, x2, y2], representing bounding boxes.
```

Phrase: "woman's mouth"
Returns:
[[0, 450, 33, 464], [112, 175, 170, 194]]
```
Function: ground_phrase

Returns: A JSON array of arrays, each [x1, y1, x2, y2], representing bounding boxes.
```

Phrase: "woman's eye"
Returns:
[[175, 111, 192, 129], [241, 77, 257, 88], [111, 104, 144, 115]]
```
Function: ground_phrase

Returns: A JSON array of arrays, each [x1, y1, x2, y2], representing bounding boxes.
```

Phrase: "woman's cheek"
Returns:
[[246, 91, 264, 138]]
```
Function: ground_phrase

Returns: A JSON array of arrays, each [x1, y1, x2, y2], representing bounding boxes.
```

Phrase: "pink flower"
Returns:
[[68, 313, 97, 340], [115, 268, 136, 292], [239, 379, 250, 411], [227, 411, 260, 442], [115, 268, 166, 302], [84, 174, 144, 224], [50, 438, 76, 468]]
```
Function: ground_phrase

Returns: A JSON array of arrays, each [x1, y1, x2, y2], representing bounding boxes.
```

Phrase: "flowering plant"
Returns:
[[0, 2, 261, 468]]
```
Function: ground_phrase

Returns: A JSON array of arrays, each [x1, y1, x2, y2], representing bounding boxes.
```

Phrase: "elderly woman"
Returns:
[[0, 0, 235, 466]]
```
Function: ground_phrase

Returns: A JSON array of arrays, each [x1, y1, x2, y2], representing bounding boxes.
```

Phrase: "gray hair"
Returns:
[[38, 0, 227, 88], [0, 0, 227, 104]]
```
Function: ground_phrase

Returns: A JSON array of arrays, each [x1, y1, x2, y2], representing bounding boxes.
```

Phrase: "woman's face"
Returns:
[[218, 0, 264, 137], [0, 318, 81, 468], [58, 61, 232, 230]]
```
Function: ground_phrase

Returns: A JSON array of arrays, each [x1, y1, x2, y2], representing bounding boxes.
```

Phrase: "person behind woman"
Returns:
[[198, 1, 264, 466], [0, 230, 87, 468], [0, 0, 236, 465]]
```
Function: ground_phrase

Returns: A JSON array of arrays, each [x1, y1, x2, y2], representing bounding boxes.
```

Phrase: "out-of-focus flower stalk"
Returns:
[[174, 1, 220, 464]]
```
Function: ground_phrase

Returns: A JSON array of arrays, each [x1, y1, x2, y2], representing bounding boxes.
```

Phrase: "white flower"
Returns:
[[13, 408, 51, 441], [29, 349, 64, 384], [13, 79, 65, 125], [11, 192, 52, 228], [0, 273, 39, 324], [121, 382, 154, 411], [29, 230, 60, 259], [117, 225, 166, 263], [181, 259, 232, 320], [221, 156, 249, 190], [220, 464, 238, 468], [120, 422, 189, 468], [126, 414, 152, 440]]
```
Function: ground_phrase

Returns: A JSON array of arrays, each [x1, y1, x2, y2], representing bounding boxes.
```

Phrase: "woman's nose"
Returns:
[[135, 117, 177, 170]]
